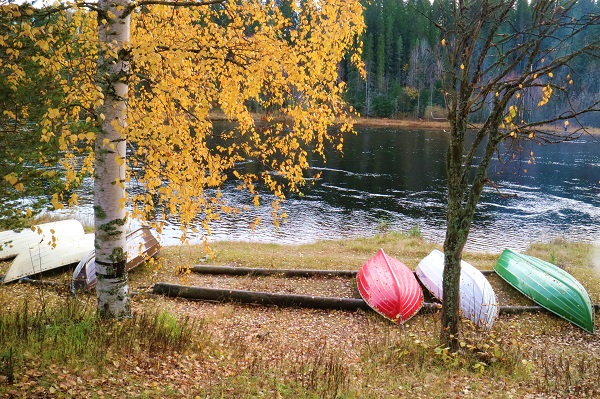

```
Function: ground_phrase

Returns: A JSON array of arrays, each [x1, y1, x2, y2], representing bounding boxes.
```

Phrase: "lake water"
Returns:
[[73, 127, 600, 253]]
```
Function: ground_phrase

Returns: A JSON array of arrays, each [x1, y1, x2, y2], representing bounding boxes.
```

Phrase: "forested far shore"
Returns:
[[337, 0, 600, 127]]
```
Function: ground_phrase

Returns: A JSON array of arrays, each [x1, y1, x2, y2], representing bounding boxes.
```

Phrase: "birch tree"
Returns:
[[435, 0, 599, 347], [2, 0, 364, 319]]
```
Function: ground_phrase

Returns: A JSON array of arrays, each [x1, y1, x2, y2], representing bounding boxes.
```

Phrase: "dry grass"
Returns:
[[1, 233, 599, 398]]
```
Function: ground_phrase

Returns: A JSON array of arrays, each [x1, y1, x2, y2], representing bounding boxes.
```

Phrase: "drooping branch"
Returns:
[[124, 0, 225, 16], [136, 0, 224, 6]]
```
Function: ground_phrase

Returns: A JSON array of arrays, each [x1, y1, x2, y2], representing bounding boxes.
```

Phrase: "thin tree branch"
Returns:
[[125, 0, 225, 16]]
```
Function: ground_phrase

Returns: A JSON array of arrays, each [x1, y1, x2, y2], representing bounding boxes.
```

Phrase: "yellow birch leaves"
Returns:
[[4, 173, 23, 191], [504, 105, 518, 124], [7, 1, 365, 231], [538, 84, 553, 107]]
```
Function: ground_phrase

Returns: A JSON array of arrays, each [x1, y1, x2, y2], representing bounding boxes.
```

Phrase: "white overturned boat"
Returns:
[[416, 249, 498, 329], [0, 219, 85, 261], [2, 234, 95, 283], [72, 227, 160, 292]]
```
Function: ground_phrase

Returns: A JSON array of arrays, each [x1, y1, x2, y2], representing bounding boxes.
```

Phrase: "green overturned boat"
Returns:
[[494, 249, 595, 333]]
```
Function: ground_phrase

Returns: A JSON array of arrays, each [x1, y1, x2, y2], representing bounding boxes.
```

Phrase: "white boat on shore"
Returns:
[[0, 219, 86, 261], [72, 227, 160, 292], [416, 249, 498, 329], [2, 234, 95, 283]]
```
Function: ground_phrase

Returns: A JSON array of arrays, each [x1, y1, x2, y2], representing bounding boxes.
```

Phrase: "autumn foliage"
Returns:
[[2, 1, 365, 233]]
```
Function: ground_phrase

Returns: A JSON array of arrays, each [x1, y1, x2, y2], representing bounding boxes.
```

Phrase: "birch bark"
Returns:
[[94, 0, 131, 319]]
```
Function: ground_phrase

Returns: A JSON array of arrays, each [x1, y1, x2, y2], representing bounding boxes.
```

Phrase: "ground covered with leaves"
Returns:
[[1, 232, 598, 398]]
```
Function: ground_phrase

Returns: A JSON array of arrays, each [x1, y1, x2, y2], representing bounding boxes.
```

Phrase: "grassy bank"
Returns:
[[1, 232, 599, 398], [352, 116, 600, 136], [210, 109, 600, 135], [209, 110, 600, 135], [352, 117, 450, 131]]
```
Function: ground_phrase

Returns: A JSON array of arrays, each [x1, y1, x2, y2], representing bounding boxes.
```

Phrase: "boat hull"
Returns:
[[494, 249, 595, 333], [0, 220, 85, 261], [72, 227, 160, 292], [2, 234, 95, 283], [416, 249, 498, 329], [357, 249, 423, 324]]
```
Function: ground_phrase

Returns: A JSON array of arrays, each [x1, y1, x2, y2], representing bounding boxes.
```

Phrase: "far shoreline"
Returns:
[[352, 117, 449, 131], [209, 111, 450, 131], [353, 116, 600, 135], [208, 111, 600, 135]]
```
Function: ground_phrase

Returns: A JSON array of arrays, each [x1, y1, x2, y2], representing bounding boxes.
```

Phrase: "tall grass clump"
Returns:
[[406, 224, 422, 238], [0, 295, 203, 375], [360, 317, 530, 382], [211, 327, 353, 399], [285, 344, 350, 398], [532, 350, 600, 396], [376, 216, 392, 234]]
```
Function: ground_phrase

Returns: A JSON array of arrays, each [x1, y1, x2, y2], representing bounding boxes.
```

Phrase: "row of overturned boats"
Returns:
[[358, 248, 596, 334], [0, 219, 160, 292], [154, 247, 596, 334], [152, 246, 596, 334], [0, 220, 596, 334]]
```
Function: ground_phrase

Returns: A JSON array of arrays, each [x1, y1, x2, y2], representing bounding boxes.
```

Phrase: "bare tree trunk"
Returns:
[[435, 0, 600, 349], [441, 122, 502, 348], [440, 114, 467, 348], [94, 0, 131, 319], [441, 214, 465, 347]]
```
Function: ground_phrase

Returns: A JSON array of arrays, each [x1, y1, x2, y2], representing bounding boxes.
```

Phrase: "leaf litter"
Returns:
[[1, 238, 599, 398]]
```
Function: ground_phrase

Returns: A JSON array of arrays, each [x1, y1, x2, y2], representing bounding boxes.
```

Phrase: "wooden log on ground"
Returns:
[[18, 277, 69, 287], [190, 264, 496, 277], [190, 265, 357, 278], [154, 283, 578, 314], [153, 283, 600, 314], [154, 282, 370, 310], [153, 282, 442, 312]]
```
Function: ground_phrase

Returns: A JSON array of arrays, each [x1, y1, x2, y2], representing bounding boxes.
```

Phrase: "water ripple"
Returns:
[[63, 128, 600, 254]]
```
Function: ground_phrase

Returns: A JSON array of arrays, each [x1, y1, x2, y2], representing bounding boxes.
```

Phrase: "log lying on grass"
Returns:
[[191, 264, 497, 277], [18, 277, 69, 287], [153, 283, 600, 314], [153, 282, 443, 312], [190, 265, 357, 278]]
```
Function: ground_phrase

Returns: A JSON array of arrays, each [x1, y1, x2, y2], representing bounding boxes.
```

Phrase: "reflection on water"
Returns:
[[73, 127, 600, 253]]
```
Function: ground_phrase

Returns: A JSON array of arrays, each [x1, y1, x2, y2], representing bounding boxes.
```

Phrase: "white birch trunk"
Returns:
[[95, 0, 131, 319]]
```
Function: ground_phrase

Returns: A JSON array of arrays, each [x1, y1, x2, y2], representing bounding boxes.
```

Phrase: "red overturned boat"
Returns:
[[357, 249, 423, 324]]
